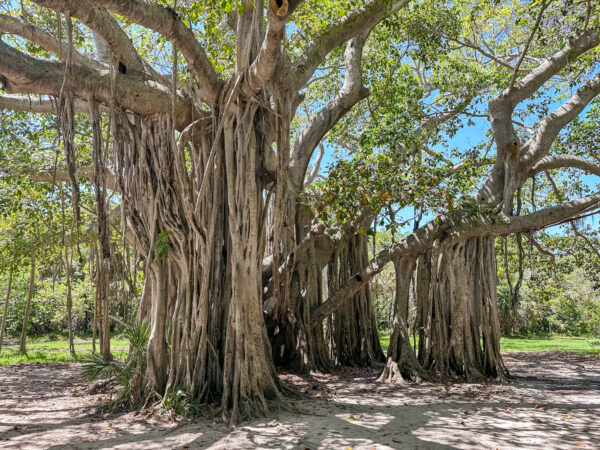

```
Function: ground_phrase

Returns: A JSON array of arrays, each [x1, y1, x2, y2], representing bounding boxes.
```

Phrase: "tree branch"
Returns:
[[508, 0, 549, 89], [290, 0, 410, 91], [530, 154, 600, 178], [88, 0, 223, 106], [312, 191, 600, 324], [0, 94, 106, 114], [242, 3, 287, 96], [0, 40, 196, 129], [290, 32, 370, 189], [31, 0, 147, 74], [0, 13, 100, 68], [303, 142, 324, 188], [522, 71, 600, 165], [502, 28, 600, 108]]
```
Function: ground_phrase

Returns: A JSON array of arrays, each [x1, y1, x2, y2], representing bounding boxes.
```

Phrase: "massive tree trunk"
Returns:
[[432, 236, 505, 380], [380, 236, 507, 382], [19, 254, 36, 355], [104, 4, 287, 422], [328, 233, 384, 366], [266, 204, 333, 373]]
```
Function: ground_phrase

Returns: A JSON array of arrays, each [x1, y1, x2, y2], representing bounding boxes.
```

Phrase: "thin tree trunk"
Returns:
[[378, 256, 423, 382], [90, 100, 111, 360], [64, 248, 75, 355], [60, 181, 75, 355], [0, 263, 15, 353], [19, 254, 36, 355]]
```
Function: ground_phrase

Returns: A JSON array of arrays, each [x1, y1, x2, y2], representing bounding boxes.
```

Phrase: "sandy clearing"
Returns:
[[0, 352, 598, 449]]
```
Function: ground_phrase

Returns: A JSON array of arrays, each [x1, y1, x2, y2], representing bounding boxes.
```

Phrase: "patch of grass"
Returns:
[[0, 336, 129, 366], [500, 335, 599, 354], [378, 332, 417, 352], [378, 333, 599, 354], [380, 333, 390, 351]]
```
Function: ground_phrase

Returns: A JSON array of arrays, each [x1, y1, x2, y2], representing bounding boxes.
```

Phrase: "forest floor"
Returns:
[[0, 352, 598, 449]]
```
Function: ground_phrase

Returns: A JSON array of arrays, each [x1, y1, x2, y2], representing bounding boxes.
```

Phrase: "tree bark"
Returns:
[[378, 256, 422, 382], [19, 254, 36, 355], [328, 233, 384, 366], [64, 249, 75, 355], [0, 263, 14, 353]]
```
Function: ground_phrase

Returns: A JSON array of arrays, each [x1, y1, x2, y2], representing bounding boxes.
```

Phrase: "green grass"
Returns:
[[0, 335, 129, 366], [379, 332, 599, 354], [500, 335, 599, 354]]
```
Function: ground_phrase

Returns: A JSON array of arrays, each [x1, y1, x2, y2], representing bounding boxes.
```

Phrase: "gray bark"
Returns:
[[19, 254, 36, 355], [0, 264, 14, 353]]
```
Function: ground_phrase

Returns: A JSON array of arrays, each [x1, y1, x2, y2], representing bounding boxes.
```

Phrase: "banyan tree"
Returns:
[[0, 0, 412, 422], [316, 3, 600, 382], [2, 0, 600, 423]]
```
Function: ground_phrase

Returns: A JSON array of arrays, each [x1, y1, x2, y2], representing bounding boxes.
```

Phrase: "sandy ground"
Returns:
[[0, 352, 598, 449]]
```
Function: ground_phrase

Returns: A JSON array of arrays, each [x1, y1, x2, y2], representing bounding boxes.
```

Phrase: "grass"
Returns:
[[500, 335, 600, 354], [1, 333, 597, 366], [0, 335, 129, 366], [379, 332, 600, 354]]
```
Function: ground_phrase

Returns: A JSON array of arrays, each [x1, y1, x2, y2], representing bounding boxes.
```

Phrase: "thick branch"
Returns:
[[89, 0, 223, 106], [500, 28, 600, 109], [488, 28, 600, 155], [31, 0, 146, 74], [312, 192, 600, 324], [290, 0, 410, 90], [18, 166, 117, 191], [0, 94, 106, 114], [242, 5, 286, 96], [290, 32, 370, 189], [0, 13, 100, 68], [0, 40, 195, 128], [522, 71, 600, 165], [530, 155, 600, 178]]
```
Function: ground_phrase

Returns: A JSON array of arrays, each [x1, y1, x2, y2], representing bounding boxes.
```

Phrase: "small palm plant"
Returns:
[[81, 319, 150, 410]]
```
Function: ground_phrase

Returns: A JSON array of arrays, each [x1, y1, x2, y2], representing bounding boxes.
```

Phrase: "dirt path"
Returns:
[[0, 352, 598, 449]]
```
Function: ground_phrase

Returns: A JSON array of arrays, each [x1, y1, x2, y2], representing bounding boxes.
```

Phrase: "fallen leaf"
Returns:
[[348, 415, 356, 420], [575, 444, 585, 448]]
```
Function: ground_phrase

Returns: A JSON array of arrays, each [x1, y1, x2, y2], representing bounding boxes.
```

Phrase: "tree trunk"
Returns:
[[0, 263, 14, 353], [378, 256, 423, 382], [19, 254, 36, 355], [424, 236, 506, 380], [146, 261, 169, 395], [328, 233, 385, 367], [266, 205, 332, 373], [64, 249, 75, 355], [378, 236, 507, 382], [111, 101, 285, 422], [90, 100, 112, 360]]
